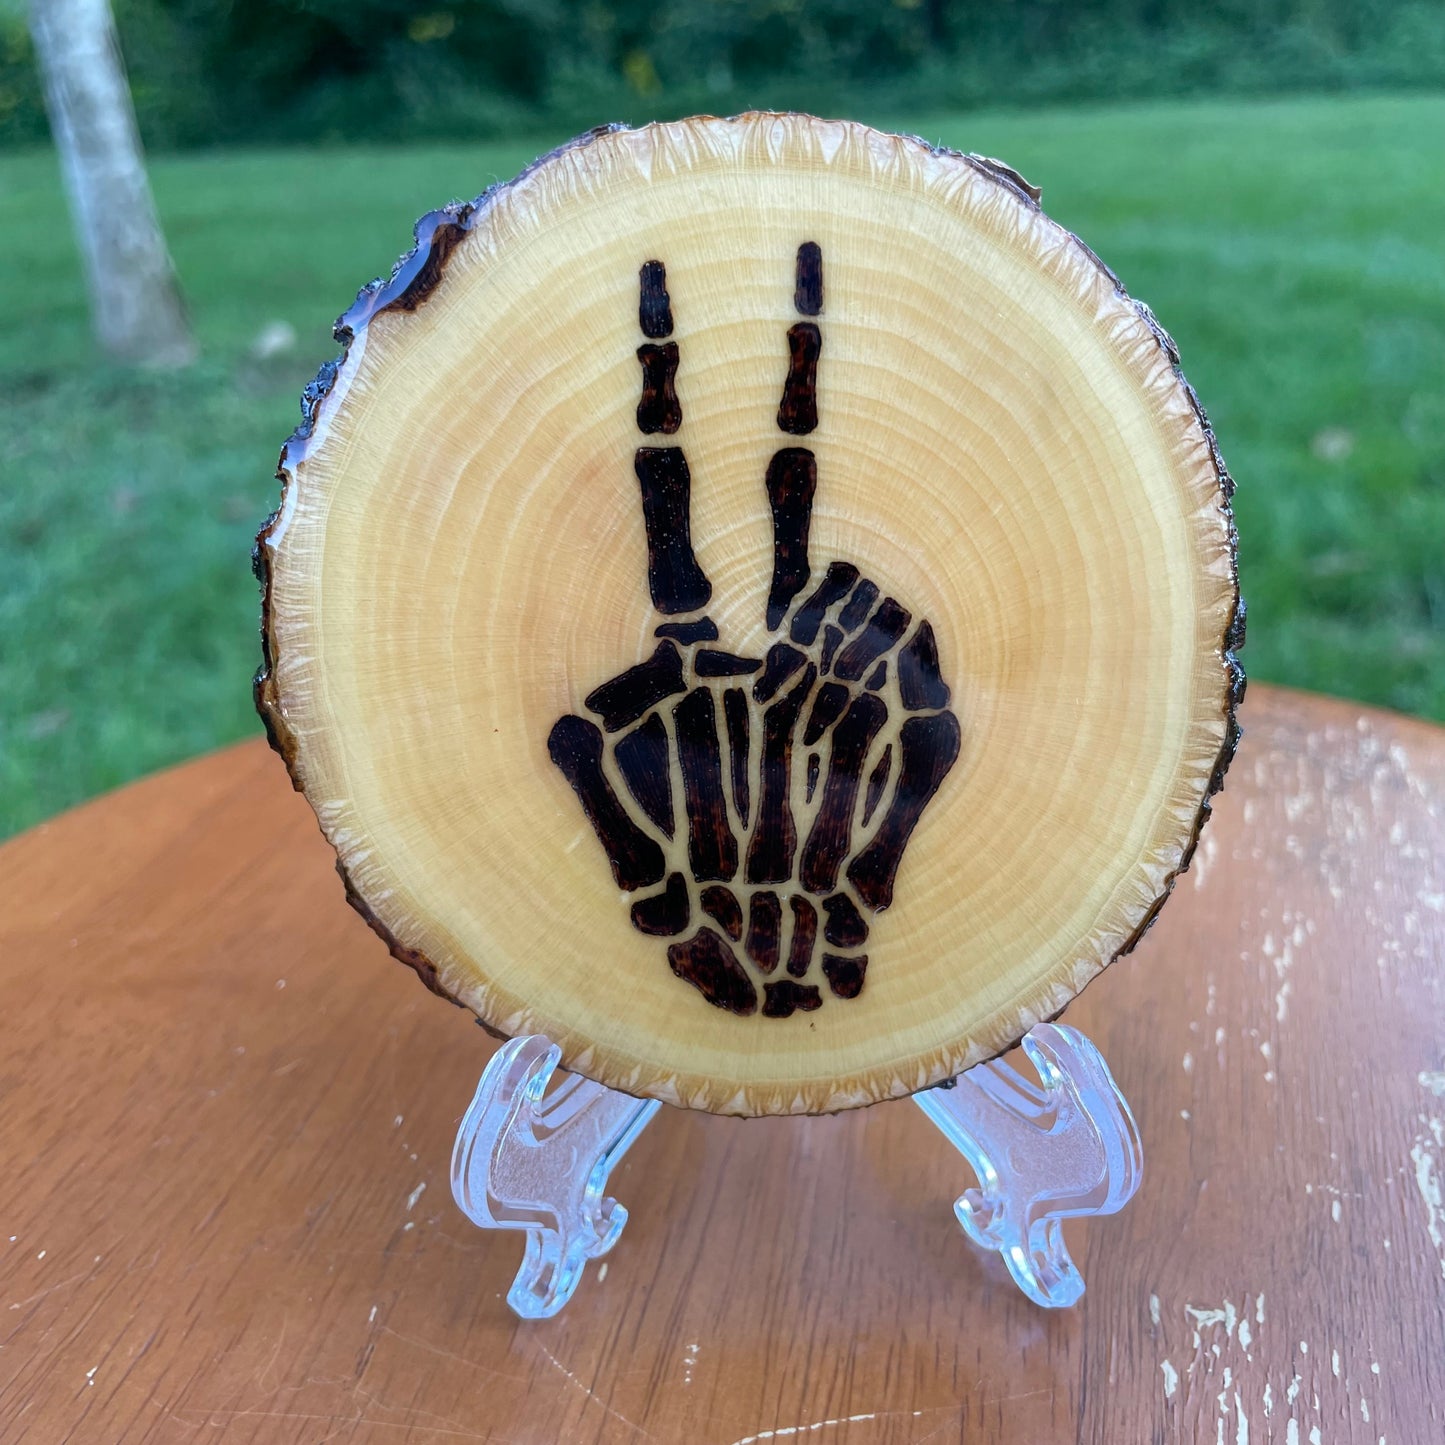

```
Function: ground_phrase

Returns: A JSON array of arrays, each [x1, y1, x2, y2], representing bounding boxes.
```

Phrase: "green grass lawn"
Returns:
[[1, 93, 1442, 838]]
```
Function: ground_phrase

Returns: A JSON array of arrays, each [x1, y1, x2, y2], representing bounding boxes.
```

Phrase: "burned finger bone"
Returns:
[[550, 244, 961, 1018], [636, 343, 681, 434]]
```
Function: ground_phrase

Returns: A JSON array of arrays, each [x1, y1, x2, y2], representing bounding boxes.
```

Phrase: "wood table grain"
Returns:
[[2, 684, 1442, 1444]]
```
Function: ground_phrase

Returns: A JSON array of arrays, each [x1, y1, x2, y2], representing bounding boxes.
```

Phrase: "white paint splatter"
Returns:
[[1421, 1070, 1445, 1098], [1332, 1199, 1342, 1224], [1286, 1422, 1299, 1445], [406, 1181, 427, 1211], [1161, 1360, 1178, 1398], [1235, 1392, 1249, 1444], [1332, 1349, 1341, 1378], [1263, 1383, 1273, 1417], [729, 1414, 880, 1445], [1194, 831, 1218, 890], [1187, 1300, 1239, 1348], [1410, 1119, 1445, 1279], [1183, 1052, 1194, 1075], [1310, 1428, 1322, 1445], [368, 1304, 377, 1323], [1150, 1294, 1161, 1327], [597, 1262, 609, 1282], [1256, 1294, 1265, 1324], [1264, 922, 1302, 1025], [1218, 1366, 1234, 1411], [1287, 1375, 1302, 1404]]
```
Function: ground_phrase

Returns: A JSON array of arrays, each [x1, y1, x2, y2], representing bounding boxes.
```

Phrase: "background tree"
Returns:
[[28, 0, 193, 366], [3, 2, 1442, 150]]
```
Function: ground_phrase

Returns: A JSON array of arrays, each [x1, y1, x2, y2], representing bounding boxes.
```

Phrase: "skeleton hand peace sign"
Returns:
[[548, 244, 962, 1020]]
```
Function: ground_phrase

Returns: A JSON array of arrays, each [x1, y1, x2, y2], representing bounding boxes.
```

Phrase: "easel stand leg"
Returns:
[[450, 1036, 660, 1319], [451, 1025, 1141, 1319], [911, 1024, 1143, 1308]]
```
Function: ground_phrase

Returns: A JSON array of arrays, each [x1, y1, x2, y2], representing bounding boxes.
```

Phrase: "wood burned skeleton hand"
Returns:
[[548, 245, 961, 1019]]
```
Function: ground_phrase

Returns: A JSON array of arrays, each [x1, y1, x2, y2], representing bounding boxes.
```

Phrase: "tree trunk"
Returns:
[[255, 114, 1243, 1116], [925, 0, 949, 48], [29, 0, 195, 366]]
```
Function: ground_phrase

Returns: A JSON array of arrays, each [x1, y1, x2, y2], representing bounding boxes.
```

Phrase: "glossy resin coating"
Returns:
[[255, 113, 1243, 1114]]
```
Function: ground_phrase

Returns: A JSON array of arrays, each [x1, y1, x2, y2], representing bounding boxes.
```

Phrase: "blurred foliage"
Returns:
[[1, 94, 1441, 836], [3, 0, 1445, 147]]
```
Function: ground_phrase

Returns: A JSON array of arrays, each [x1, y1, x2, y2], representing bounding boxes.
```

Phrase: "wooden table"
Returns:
[[2, 684, 1442, 1444]]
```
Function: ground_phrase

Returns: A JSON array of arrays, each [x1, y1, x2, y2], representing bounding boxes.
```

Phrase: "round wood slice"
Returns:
[[255, 113, 1243, 1116]]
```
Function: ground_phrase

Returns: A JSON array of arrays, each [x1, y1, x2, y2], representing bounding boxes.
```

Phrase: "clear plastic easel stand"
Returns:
[[912, 1024, 1143, 1307], [451, 1036, 661, 1319], [451, 1024, 1141, 1319]]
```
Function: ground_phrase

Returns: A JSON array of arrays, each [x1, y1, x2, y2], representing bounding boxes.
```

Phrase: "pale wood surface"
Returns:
[[258, 114, 1240, 1113], [1, 683, 1442, 1444]]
